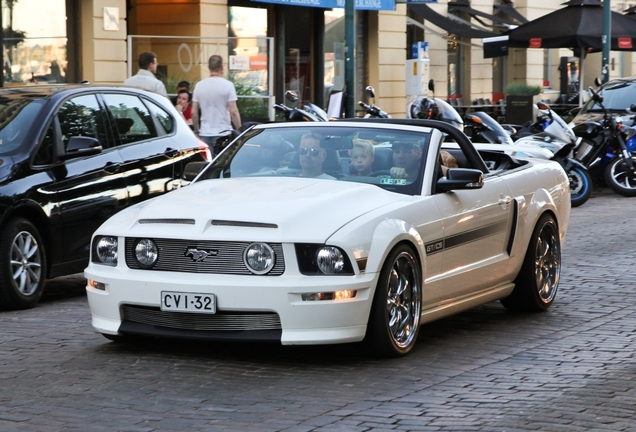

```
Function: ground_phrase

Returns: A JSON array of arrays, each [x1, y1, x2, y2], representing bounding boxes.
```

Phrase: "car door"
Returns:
[[433, 166, 515, 300], [100, 93, 181, 206], [48, 93, 129, 266]]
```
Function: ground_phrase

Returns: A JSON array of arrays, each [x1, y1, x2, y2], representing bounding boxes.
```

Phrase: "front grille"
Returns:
[[125, 239, 285, 275], [121, 305, 282, 331]]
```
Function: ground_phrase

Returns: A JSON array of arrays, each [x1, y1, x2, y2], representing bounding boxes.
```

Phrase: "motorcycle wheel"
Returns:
[[568, 166, 592, 207], [604, 156, 636, 197]]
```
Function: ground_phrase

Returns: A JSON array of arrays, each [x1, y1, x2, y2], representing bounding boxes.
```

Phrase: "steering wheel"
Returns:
[[371, 170, 392, 177]]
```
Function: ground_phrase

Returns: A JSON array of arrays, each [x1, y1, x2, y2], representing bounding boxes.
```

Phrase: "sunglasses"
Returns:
[[300, 147, 322, 156]]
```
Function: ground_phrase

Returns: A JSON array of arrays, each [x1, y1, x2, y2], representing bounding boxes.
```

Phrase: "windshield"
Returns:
[[197, 124, 431, 195], [582, 81, 636, 112], [0, 99, 44, 154]]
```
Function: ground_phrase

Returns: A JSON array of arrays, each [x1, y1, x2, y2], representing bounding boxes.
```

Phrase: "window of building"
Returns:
[[2, 0, 67, 85]]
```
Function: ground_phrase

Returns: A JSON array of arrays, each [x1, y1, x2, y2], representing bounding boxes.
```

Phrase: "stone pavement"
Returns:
[[1, 188, 636, 431]]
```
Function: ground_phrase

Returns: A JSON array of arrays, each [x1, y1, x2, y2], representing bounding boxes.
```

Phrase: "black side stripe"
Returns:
[[425, 220, 509, 256]]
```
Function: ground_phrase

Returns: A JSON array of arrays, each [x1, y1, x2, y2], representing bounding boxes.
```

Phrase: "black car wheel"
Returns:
[[501, 214, 560, 312], [365, 244, 422, 357], [0, 218, 47, 310]]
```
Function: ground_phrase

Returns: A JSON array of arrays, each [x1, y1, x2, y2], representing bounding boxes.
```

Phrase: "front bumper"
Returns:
[[85, 263, 377, 345]]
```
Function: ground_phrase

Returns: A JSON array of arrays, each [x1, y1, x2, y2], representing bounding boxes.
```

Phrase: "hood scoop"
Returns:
[[211, 220, 278, 229], [138, 218, 195, 225]]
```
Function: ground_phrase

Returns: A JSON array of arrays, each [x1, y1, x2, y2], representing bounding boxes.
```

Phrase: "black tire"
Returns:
[[0, 218, 47, 310], [568, 165, 592, 207], [501, 214, 560, 312], [364, 244, 422, 357], [604, 156, 636, 197]]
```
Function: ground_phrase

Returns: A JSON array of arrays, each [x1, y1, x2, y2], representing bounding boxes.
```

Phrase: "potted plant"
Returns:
[[505, 82, 542, 125]]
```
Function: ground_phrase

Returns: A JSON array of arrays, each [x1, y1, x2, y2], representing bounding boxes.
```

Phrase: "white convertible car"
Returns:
[[85, 119, 570, 357]]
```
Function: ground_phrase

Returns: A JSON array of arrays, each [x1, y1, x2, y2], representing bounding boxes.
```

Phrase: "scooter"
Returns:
[[274, 90, 329, 122], [509, 102, 591, 207]]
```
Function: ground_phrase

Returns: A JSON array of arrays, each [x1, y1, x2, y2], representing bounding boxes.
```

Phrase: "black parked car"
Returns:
[[570, 78, 636, 126], [0, 85, 210, 310]]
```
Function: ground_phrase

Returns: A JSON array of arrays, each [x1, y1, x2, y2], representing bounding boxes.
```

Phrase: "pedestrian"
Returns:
[[175, 89, 193, 126], [123, 51, 167, 97], [192, 55, 241, 155], [171, 80, 191, 105]]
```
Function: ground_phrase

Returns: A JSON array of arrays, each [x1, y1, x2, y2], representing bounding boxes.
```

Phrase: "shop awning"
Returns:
[[449, 2, 517, 27], [408, 4, 496, 39], [493, 4, 529, 25]]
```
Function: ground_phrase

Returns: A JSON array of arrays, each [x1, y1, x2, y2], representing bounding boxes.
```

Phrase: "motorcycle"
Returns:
[[407, 93, 591, 209], [572, 87, 636, 197], [358, 86, 391, 118], [507, 102, 591, 207], [274, 90, 329, 122]]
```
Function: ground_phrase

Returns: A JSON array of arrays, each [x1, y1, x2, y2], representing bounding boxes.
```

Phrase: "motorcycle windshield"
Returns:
[[543, 109, 576, 145], [434, 98, 464, 131], [468, 111, 513, 145]]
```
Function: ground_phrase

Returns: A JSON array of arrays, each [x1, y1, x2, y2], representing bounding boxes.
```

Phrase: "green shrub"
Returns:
[[505, 82, 542, 96]]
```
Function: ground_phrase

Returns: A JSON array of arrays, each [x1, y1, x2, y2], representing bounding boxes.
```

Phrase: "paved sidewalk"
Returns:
[[1, 188, 636, 431]]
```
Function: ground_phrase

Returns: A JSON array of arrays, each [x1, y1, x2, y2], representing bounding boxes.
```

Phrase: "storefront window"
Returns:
[[2, 0, 67, 85], [324, 8, 345, 98]]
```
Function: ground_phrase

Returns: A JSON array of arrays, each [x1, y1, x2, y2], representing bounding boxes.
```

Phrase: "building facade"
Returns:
[[2, 0, 635, 118]]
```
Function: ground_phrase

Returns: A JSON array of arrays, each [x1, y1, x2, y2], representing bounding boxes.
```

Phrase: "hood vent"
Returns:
[[138, 218, 195, 225], [211, 220, 278, 229]]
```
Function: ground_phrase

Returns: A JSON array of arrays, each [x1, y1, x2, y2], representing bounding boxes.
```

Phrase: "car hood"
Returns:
[[104, 177, 407, 242]]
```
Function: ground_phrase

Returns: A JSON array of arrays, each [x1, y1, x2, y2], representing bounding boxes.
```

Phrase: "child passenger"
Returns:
[[350, 139, 375, 176]]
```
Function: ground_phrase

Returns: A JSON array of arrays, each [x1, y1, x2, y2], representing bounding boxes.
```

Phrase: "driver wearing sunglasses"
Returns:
[[298, 132, 334, 179]]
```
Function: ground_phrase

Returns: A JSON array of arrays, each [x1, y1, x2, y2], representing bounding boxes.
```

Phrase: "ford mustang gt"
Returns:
[[85, 119, 570, 357]]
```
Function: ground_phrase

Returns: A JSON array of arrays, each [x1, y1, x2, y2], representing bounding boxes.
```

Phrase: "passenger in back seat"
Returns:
[[440, 150, 458, 176], [349, 139, 374, 176]]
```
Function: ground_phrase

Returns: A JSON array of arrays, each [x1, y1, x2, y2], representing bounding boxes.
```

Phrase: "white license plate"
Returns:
[[161, 291, 216, 314]]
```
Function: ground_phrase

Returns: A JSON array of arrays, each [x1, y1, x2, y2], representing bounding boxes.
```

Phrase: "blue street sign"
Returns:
[[252, 0, 395, 10]]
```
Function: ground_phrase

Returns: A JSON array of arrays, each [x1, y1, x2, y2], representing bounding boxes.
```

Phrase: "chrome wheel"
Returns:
[[10, 230, 42, 296], [534, 221, 560, 304], [502, 215, 560, 312], [385, 251, 421, 349], [604, 156, 636, 197]]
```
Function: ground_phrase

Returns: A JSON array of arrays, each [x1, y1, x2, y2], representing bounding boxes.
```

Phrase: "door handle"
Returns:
[[164, 148, 179, 157], [104, 162, 122, 173], [498, 196, 512, 205]]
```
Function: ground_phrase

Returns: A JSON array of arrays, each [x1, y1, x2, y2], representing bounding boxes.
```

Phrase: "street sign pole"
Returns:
[[602, 0, 611, 84], [345, 0, 355, 117]]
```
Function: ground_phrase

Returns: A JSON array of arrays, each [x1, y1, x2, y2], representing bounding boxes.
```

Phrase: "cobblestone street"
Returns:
[[1, 188, 636, 432]]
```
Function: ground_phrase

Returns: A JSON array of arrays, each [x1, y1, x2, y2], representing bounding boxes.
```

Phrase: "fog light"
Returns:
[[88, 279, 106, 291], [302, 290, 357, 301]]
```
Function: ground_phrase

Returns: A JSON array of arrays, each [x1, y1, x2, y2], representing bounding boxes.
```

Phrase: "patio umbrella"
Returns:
[[505, 0, 636, 104]]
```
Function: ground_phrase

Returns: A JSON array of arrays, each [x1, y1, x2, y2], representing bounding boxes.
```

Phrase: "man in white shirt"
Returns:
[[192, 55, 242, 155], [123, 52, 167, 97]]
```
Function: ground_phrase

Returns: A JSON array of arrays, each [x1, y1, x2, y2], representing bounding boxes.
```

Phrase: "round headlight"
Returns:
[[244, 243, 275, 275], [134, 239, 158, 268], [317, 247, 345, 274], [95, 236, 118, 266]]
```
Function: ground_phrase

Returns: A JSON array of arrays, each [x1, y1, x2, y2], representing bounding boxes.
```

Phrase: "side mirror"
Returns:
[[594, 77, 602, 87], [630, 104, 636, 113], [436, 168, 484, 192], [428, 79, 435, 93], [183, 161, 208, 181], [285, 90, 299, 103], [365, 85, 376, 100], [58, 136, 102, 160]]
